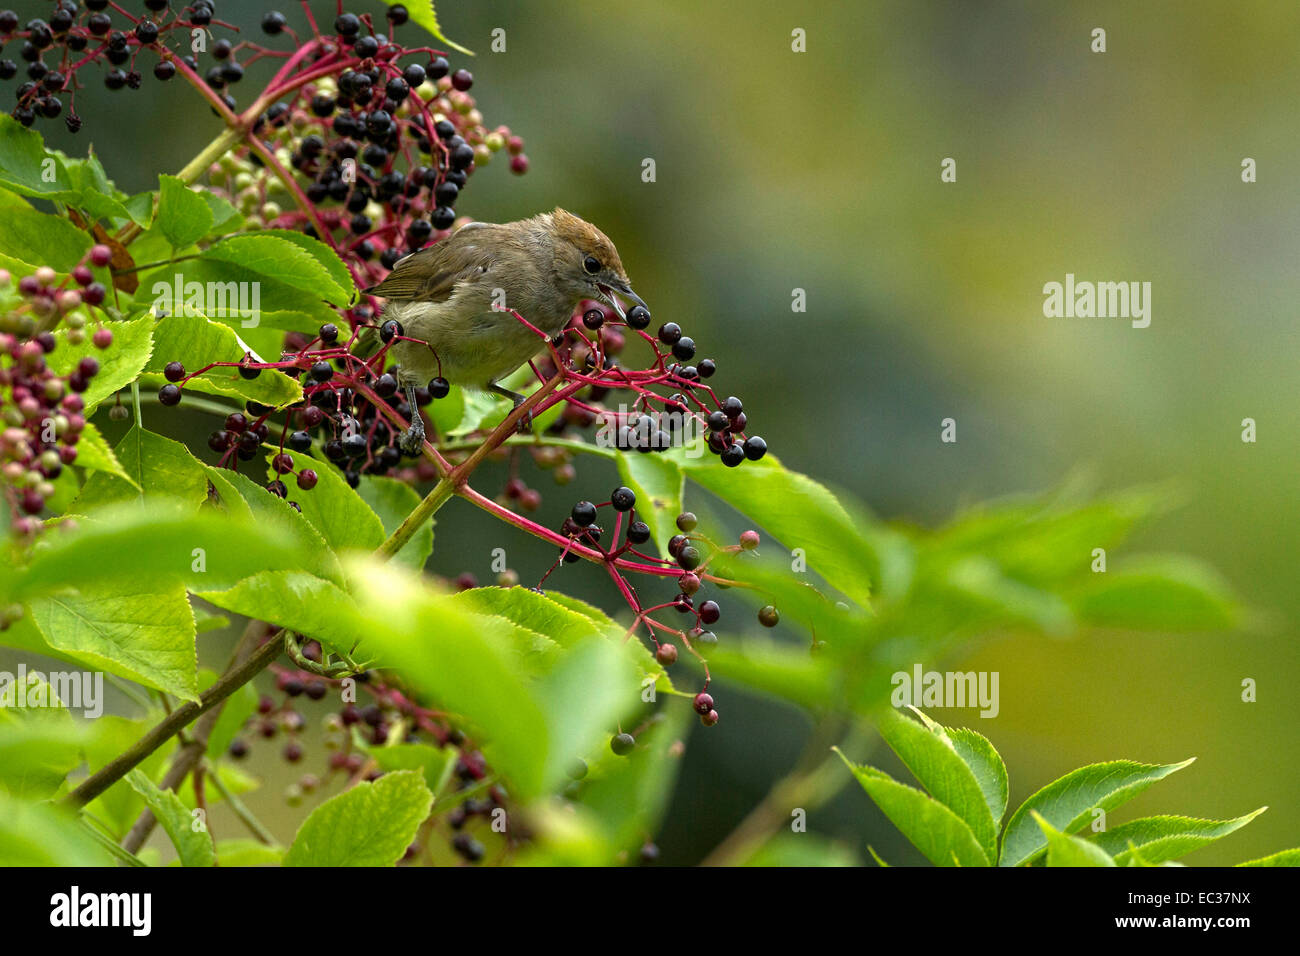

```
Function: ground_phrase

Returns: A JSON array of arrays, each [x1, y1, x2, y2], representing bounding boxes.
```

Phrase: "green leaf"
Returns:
[[453, 586, 674, 693], [264, 447, 385, 554], [75, 426, 208, 513], [73, 422, 139, 489], [0, 792, 111, 865], [367, 742, 455, 795], [616, 450, 683, 558], [5, 505, 323, 604], [0, 676, 87, 799], [29, 582, 199, 701], [144, 313, 302, 408], [1035, 812, 1117, 867], [156, 175, 214, 249], [203, 234, 350, 306], [0, 114, 75, 198], [1237, 848, 1300, 867], [386, 0, 474, 55], [1069, 555, 1239, 630], [1092, 809, 1267, 865], [214, 838, 285, 867], [200, 464, 346, 586], [284, 770, 432, 866], [348, 559, 642, 800], [126, 769, 216, 867], [1000, 758, 1196, 867], [201, 192, 243, 236], [673, 451, 874, 609], [196, 571, 367, 656], [0, 203, 91, 272], [946, 725, 1009, 826], [743, 834, 860, 867], [138, 257, 340, 331], [875, 708, 998, 863], [835, 748, 990, 866], [357, 475, 433, 569], [251, 229, 355, 303], [46, 316, 153, 413]]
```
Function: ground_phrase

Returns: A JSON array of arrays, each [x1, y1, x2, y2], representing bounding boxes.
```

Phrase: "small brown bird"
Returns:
[[366, 208, 648, 453]]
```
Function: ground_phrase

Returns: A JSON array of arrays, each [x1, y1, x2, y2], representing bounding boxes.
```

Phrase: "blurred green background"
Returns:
[[33, 0, 1298, 863]]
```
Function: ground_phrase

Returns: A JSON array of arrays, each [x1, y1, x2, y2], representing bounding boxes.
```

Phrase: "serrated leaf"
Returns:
[[73, 422, 139, 489], [126, 769, 215, 867], [1000, 758, 1195, 867], [1092, 809, 1267, 865], [264, 447, 385, 554], [75, 426, 208, 513], [0, 113, 76, 198], [835, 748, 990, 866], [1035, 812, 1117, 867], [203, 234, 350, 306], [46, 316, 153, 413], [156, 175, 214, 249], [5, 505, 322, 605], [196, 571, 367, 656], [28, 582, 199, 701], [1237, 848, 1300, 867], [138, 257, 340, 330], [672, 451, 874, 610], [386, 0, 474, 55], [946, 725, 1009, 826], [875, 708, 998, 863], [251, 229, 355, 304], [144, 313, 302, 408], [284, 770, 432, 866]]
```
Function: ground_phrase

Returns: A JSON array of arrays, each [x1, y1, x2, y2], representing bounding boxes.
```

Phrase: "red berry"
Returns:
[[701, 709, 719, 727], [656, 643, 678, 666], [739, 530, 760, 550], [92, 327, 113, 349], [693, 692, 714, 715], [297, 469, 318, 490], [90, 244, 112, 267], [509, 154, 529, 175]]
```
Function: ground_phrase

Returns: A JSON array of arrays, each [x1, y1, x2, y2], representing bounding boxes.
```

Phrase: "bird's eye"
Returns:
[[583, 255, 601, 275]]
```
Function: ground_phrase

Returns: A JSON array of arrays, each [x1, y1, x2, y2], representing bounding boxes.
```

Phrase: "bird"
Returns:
[[364, 208, 648, 454]]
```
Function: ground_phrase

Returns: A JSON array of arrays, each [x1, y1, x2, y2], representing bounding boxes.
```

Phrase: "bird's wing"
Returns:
[[364, 222, 495, 302]]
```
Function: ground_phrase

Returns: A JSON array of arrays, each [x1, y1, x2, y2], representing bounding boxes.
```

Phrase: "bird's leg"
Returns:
[[490, 383, 532, 433], [398, 384, 427, 456]]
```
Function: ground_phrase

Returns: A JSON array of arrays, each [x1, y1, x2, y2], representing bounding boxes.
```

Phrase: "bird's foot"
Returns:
[[398, 417, 426, 456]]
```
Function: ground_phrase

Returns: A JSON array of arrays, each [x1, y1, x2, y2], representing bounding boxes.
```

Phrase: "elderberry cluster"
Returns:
[[0, 259, 115, 540], [1, 1, 236, 133], [203, 6, 527, 288], [227, 651, 509, 864], [156, 317, 447, 490]]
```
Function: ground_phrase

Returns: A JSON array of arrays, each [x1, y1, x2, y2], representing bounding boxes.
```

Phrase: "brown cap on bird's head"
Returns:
[[545, 208, 646, 319], [550, 208, 628, 282]]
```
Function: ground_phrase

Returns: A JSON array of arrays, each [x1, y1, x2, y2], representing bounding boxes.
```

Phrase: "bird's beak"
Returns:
[[598, 281, 647, 320]]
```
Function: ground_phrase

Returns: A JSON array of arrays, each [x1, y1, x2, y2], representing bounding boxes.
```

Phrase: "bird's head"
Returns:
[[547, 208, 648, 320]]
